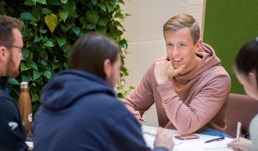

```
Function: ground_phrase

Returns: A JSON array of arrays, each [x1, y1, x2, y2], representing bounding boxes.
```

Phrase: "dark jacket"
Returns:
[[0, 77, 28, 151], [33, 70, 168, 151]]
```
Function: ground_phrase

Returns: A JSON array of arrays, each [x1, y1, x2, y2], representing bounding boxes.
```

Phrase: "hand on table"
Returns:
[[134, 111, 145, 125], [227, 137, 252, 151], [154, 128, 174, 151]]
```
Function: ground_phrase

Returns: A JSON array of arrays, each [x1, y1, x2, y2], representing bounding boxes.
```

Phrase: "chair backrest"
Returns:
[[225, 93, 258, 137]]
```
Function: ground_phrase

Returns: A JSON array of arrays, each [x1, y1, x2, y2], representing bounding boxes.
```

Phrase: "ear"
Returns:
[[0, 46, 6, 55], [104, 59, 112, 79], [195, 39, 202, 51], [248, 71, 257, 84], [0, 46, 8, 62]]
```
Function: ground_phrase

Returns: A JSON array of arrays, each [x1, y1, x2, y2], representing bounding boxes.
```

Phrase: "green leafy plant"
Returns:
[[1, 0, 130, 113]]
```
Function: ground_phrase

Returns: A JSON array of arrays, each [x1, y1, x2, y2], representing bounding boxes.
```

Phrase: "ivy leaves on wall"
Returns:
[[1, 0, 130, 113]]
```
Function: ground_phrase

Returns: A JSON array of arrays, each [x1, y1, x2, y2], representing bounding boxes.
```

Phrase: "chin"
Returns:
[[8, 69, 19, 78], [173, 65, 182, 69], [172, 64, 178, 68]]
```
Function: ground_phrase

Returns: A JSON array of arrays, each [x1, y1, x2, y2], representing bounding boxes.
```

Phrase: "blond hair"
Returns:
[[163, 14, 200, 44]]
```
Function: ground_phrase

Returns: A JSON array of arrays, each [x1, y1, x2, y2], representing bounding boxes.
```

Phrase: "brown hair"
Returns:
[[0, 15, 23, 46], [69, 32, 120, 79]]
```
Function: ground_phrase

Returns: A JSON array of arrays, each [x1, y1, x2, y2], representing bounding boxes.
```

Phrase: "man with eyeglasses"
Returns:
[[0, 15, 27, 151]]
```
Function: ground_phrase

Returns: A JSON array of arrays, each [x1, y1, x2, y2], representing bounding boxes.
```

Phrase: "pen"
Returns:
[[204, 136, 225, 143], [139, 118, 146, 122], [236, 122, 242, 142]]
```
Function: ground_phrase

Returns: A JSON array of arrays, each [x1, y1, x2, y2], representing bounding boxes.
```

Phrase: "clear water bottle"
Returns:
[[18, 82, 32, 136]]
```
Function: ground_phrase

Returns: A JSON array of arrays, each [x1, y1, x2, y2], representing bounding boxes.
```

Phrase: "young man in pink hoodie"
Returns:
[[124, 14, 231, 136]]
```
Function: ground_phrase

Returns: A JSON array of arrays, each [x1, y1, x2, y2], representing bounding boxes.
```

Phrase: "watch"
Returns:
[[158, 80, 169, 85]]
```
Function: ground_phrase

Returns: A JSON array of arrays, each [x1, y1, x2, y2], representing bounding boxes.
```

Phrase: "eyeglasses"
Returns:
[[4, 44, 24, 54]]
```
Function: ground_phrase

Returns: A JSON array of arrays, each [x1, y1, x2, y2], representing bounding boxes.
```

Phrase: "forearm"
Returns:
[[159, 84, 200, 134], [124, 98, 138, 113], [124, 85, 155, 115], [157, 82, 228, 134]]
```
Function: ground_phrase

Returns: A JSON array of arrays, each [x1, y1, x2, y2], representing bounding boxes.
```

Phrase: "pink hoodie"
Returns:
[[124, 43, 231, 134]]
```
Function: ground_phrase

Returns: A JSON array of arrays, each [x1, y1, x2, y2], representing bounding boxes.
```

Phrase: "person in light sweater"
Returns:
[[227, 38, 258, 151], [124, 14, 231, 136]]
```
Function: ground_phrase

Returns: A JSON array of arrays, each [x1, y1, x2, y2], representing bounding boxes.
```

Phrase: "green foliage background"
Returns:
[[203, 0, 258, 94], [0, 0, 130, 113]]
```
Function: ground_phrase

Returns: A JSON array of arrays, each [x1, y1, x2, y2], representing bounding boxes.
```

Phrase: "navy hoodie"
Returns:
[[0, 77, 27, 151], [33, 70, 168, 151]]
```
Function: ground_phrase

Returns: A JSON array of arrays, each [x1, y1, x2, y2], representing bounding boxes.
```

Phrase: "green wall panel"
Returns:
[[203, 0, 258, 94]]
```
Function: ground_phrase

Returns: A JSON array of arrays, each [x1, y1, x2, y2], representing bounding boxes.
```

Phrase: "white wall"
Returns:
[[123, 0, 204, 126]]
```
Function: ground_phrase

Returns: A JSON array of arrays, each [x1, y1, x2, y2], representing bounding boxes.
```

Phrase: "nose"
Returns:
[[172, 45, 180, 57]]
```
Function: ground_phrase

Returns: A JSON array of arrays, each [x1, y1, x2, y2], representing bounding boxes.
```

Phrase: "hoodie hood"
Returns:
[[175, 43, 221, 81], [40, 70, 115, 110], [0, 76, 8, 91]]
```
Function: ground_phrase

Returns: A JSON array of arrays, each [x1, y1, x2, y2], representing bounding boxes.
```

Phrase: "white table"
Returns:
[[26, 125, 234, 151], [142, 125, 233, 151]]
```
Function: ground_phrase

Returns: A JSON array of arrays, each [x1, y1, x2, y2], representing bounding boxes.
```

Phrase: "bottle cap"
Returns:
[[20, 82, 28, 89]]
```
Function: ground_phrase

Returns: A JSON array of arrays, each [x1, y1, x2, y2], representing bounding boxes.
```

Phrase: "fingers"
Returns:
[[154, 60, 173, 81], [227, 139, 238, 148], [154, 59, 185, 79], [227, 137, 251, 151], [134, 111, 141, 116], [134, 111, 144, 125], [154, 128, 174, 151], [157, 128, 173, 138], [172, 64, 186, 76]]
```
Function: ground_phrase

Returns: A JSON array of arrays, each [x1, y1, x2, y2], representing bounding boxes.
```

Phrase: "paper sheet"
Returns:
[[142, 125, 233, 151]]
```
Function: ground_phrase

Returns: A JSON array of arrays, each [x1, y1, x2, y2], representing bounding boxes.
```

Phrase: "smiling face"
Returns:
[[164, 27, 201, 74]]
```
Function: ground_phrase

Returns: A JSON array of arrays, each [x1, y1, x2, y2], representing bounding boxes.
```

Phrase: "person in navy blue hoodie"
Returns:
[[33, 32, 174, 151], [0, 15, 28, 151]]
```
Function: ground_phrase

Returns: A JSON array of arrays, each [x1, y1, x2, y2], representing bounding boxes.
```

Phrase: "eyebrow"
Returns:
[[165, 41, 188, 44]]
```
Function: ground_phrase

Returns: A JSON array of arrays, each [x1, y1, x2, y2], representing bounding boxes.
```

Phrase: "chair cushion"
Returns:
[[225, 93, 258, 137]]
